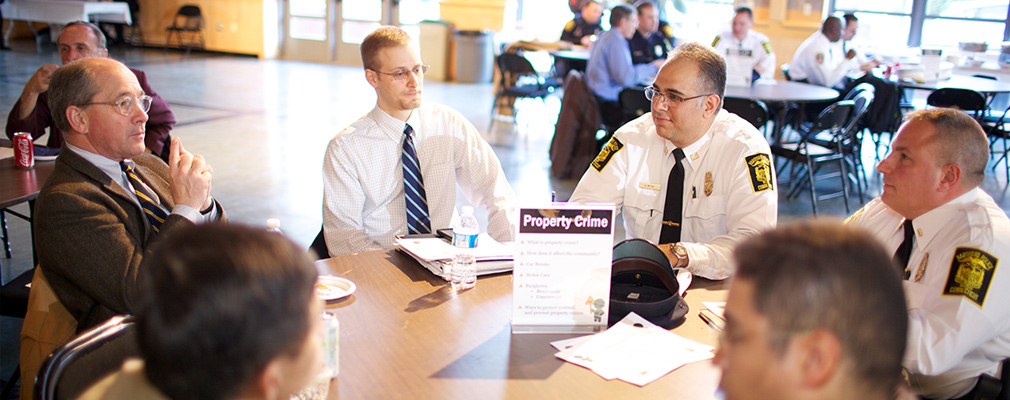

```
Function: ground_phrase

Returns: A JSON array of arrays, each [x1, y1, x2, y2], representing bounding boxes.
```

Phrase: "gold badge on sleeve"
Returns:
[[591, 137, 624, 172], [745, 153, 774, 193], [942, 247, 997, 308]]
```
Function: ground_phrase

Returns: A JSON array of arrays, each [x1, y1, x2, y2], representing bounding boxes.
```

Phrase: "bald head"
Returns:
[[822, 16, 843, 42]]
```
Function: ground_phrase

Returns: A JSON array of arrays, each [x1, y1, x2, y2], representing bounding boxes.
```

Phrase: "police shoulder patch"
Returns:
[[662, 24, 674, 39], [591, 137, 624, 172], [564, 20, 576, 32], [943, 247, 998, 308], [815, 53, 825, 64], [745, 153, 773, 193], [762, 41, 772, 54]]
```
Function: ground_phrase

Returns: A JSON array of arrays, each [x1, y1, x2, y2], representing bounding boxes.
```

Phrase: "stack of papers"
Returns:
[[395, 233, 515, 277], [552, 313, 715, 386]]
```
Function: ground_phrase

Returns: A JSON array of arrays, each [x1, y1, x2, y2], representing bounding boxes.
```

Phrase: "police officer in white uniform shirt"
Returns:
[[711, 6, 776, 80], [846, 108, 1010, 400], [569, 43, 777, 280], [789, 16, 856, 88]]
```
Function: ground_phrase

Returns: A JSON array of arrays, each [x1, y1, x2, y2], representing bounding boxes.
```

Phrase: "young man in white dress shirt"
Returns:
[[321, 26, 517, 256], [846, 108, 1010, 400]]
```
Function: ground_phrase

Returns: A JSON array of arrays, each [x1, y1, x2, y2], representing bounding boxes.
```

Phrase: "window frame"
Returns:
[[829, 0, 1010, 47]]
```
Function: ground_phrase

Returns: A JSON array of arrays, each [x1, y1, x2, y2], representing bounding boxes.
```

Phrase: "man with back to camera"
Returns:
[[81, 224, 324, 400], [629, 1, 675, 65], [586, 4, 665, 130], [711, 6, 776, 80], [846, 108, 1010, 400], [20, 57, 224, 398], [560, 0, 603, 48], [321, 26, 517, 257], [789, 16, 856, 89], [570, 43, 777, 280], [716, 220, 908, 400], [5, 21, 176, 161]]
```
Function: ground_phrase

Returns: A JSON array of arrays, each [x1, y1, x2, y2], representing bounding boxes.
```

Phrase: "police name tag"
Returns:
[[512, 203, 615, 333]]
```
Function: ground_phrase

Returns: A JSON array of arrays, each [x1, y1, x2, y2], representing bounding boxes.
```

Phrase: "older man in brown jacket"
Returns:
[[20, 57, 224, 399]]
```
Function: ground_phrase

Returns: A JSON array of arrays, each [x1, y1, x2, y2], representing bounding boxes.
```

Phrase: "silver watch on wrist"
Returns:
[[669, 242, 688, 268]]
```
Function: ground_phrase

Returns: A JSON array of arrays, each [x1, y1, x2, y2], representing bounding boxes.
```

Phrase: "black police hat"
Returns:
[[608, 239, 689, 329]]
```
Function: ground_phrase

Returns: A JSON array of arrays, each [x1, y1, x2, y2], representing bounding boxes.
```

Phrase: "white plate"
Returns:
[[35, 155, 57, 161], [316, 276, 355, 301]]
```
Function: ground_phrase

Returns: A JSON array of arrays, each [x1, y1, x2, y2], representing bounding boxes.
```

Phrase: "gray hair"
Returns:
[[48, 59, 103, 134], [61, 21, 107, 49]]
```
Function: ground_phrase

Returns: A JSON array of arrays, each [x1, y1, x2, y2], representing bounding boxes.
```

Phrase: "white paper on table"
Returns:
[[395, 233, 513, 261], [702, 302, 725, 318], [550, 335, 593, 351], [555, 313, 715, 386]]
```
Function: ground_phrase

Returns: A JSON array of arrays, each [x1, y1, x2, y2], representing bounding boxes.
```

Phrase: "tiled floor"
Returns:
[[2, 42, 1009, 393]]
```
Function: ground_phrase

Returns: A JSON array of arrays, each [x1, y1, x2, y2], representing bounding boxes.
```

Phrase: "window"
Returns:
[[831, 0, 1010, 49]]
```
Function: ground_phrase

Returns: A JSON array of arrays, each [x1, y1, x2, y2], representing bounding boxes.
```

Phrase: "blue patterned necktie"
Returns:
[[402, 124, 431, 234], [120, 160, 170, 233]]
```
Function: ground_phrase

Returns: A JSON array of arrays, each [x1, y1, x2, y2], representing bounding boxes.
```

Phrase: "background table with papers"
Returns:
[[317, 249, 728, 399]]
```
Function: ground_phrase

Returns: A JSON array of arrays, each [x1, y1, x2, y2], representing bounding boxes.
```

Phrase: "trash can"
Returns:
[[454, 30, 494, 83]]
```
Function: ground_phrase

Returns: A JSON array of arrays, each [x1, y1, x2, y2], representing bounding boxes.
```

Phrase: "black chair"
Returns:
[[723, 97, 770, 131], [35, 315, 138, 400], [310, 226, 329, 260], [489, 51, 555, 132], [927, 88, 987, 118], [164, 5, 205, 55], [618, 87, 650, 126], [810, 84, 874, 202], [772, 100, 855, 215]]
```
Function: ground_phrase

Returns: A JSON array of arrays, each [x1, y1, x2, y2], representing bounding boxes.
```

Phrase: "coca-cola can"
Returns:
[[13, 132, 34, 169]]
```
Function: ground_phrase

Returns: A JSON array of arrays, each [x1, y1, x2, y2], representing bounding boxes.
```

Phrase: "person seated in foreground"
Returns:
[[716, 220, 908, 400], [571, 42, 777, 280], [81, 223, 324, 400], [846, 108, 1010, 399]]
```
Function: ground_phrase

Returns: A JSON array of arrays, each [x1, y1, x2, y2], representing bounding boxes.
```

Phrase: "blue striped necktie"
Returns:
[[402, 124, 431, 234], [120, 160, 170, 233]]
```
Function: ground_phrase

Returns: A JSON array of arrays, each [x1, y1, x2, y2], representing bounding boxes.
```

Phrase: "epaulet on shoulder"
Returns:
[[564, 20, 577, 31]]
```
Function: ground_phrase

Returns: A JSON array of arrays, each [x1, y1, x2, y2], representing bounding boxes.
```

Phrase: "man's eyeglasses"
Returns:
[[644, 87, 712, 106], [373, 65, 430, 80], [82, 95, 153, 116]]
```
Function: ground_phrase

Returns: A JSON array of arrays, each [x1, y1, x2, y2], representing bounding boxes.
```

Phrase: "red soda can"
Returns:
[[13, 132, 34, 169]]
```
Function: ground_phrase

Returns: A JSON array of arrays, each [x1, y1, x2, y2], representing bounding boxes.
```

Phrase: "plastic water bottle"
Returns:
[[451, 206, 479, 290], [266, 218, 282, 235]]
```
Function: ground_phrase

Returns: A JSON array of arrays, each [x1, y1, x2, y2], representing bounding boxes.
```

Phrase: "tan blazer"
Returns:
[[19, 266, 77, 400]]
